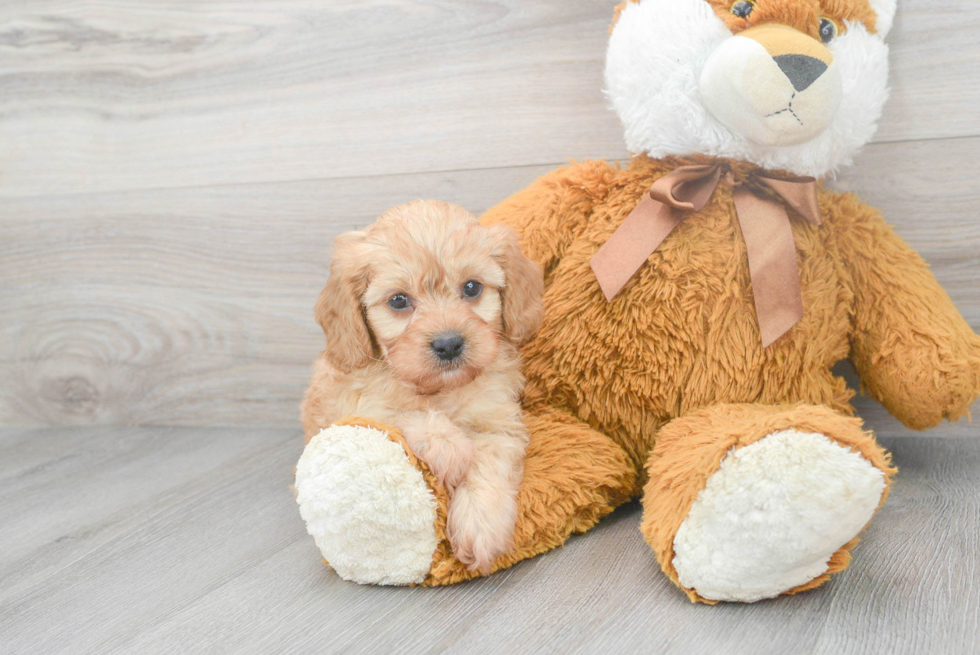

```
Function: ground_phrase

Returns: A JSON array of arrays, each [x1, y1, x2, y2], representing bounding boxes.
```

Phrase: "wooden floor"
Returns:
[[2, 2, 979, 653], [1, 427, 977, 655]]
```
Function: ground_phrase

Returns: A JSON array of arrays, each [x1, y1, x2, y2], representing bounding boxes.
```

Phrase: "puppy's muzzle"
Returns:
[[431, 332, 465, 362]]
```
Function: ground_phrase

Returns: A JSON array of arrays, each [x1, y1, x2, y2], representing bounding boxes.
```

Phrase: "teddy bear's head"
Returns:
[[605, 0, 895, 177]]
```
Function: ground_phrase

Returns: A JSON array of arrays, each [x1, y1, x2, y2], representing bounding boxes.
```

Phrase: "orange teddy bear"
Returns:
[[295, 0, 980, 602]]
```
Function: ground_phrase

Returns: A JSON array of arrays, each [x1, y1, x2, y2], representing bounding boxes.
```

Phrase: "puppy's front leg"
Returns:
[[396, 411, 473, 491], [448, 434, 526, 574]]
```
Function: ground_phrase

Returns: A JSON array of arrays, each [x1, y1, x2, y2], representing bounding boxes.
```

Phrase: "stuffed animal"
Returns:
[[295, 0, 980, 601]]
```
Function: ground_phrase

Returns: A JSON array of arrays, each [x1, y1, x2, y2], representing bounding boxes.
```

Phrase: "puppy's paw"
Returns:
[[448, 515, 511, 574], [448, 528, 485, 574], [397, 411, 473, 490], [425, 433, 473, 490], [447, 490, 517, 574]]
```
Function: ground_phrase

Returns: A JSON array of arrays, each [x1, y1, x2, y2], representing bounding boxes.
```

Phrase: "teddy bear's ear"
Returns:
[[868, 0, 897, 38]]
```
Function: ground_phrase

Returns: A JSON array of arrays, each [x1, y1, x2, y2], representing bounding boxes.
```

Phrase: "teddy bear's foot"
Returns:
[[642, 404, 896, 603], [295, 419, 443, 585], [295, 409, 637, 586], [671, 428, 885, 602]]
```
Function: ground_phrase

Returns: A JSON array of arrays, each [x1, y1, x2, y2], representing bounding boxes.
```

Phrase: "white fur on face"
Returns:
[[867, 0, 897, 36], [699, 34, 842, 146], [470, 288, 502, 324], [604, 0, 891, 177]]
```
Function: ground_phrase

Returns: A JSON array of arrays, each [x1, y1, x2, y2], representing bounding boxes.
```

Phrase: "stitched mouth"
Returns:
[[764, 91, 804, 125]]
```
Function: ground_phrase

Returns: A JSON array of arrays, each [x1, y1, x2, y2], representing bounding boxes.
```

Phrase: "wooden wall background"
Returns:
[[1, 0, 978, 434]]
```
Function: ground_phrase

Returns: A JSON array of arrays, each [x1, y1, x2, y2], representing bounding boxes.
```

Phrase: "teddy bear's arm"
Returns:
[[480, 161, 617, 277], [831, 193, 980, 430]]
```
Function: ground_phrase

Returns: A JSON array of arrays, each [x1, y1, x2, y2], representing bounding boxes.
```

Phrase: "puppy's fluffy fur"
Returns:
[[301, 199, 544, 573]]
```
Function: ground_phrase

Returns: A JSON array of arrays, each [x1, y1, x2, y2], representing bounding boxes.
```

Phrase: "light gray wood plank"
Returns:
[[0, 428, 976, 654], [0, 0, 977, 199], [0, 427, 304, 655], [0, 0, 625, 198], [3, 137, 978, 431], [807, 437, 980, 655], [2, 0, 978, 431], [0, 426, 292, 600], [874, 0, 980, 143], [0, 163, 555, 427]]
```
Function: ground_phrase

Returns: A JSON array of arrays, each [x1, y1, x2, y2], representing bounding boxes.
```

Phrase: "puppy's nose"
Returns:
[[430, 332, 465, 361], [773, 54, 827, 92]]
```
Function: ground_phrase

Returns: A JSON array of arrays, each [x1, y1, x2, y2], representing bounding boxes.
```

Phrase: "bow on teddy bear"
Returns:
[[296, 0, 980, 602]]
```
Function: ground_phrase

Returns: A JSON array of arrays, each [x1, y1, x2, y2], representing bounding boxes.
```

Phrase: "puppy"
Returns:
[[301, 199, 543, 573]]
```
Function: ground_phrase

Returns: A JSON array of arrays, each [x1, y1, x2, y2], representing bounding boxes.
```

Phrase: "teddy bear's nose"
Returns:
[[431, 332, 465, 361], [773, 54, 828, 92]]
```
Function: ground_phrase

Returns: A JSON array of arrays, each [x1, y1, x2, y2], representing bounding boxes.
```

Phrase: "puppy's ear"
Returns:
[[490, 225, 544, 346], [314, 232, 375, 373]]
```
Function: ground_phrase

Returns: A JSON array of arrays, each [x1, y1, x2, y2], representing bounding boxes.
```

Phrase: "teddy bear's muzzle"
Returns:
[[699, 23, 842, 146]]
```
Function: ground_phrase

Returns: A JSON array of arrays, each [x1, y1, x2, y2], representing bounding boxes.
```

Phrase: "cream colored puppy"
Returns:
[[301, 199, 543, 573]]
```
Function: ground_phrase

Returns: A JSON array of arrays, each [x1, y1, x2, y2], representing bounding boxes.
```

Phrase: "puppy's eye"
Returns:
[[731, 0, 754, 19], [387, 294, 412, 311], [818, 18, 838, 43], [462, 280, 483, 299]]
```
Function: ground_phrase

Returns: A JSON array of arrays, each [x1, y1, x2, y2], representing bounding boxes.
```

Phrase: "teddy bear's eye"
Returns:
[[731, 0, 755, 19], [818, 18, 838, 43]]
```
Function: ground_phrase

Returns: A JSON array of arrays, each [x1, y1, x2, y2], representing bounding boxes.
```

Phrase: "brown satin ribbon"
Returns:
[[589, 164, 821, 348]]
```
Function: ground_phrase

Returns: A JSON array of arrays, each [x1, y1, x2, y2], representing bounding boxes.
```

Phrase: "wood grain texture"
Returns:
[[2, 141, 977, 432], [1, 427, 977, 654], [0, 0, 624, 198], [1, 0, 979, 430], [0, 164, 556, 426], [0, 0, 978, 198]]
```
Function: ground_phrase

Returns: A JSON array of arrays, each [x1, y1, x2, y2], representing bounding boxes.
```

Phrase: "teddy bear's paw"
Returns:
[[671, 429, 887, 602], [294, 424, 439, 585]]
